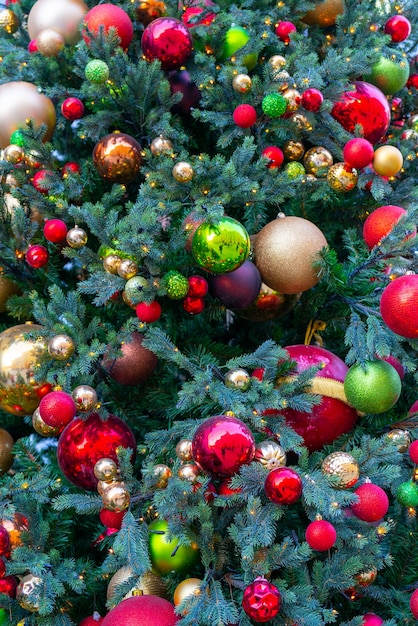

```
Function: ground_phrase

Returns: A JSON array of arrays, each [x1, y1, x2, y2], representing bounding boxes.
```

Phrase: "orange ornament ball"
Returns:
[[362, 205, 414, 249]]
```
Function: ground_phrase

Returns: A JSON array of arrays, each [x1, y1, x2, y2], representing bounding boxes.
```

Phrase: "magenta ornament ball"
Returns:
[[142, 17, 193, 71], [101, 596, 178, 626]]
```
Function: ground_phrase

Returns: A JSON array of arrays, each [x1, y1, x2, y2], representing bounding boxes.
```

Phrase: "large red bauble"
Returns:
[[380, 274, 418, 338], [384, 15, 411, 42], [305, 519, 337, 551], [83, 4, 133, 50], [410, 589, 418, 619], [242, 577, 281, 623], [362, 205, 410, 249], [331, 81, 390, 145], [57, 412, 136, 491], [192, 415, 255, 478], [101, 595, 178, 626], [350, 483, 389, 522], [301, 88, 323, 112], [278, 345, 357, 452], [264, 467, 302, 505], [102, 332, 158, 386], [39, 390, 76, 428], [142, 17, 193, 71]]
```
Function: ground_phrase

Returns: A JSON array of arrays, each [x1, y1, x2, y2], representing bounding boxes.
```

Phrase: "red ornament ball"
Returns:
[[61, 97, 84, 121], [57, 412, 136, 491], [192, 415, 255, 478], [409, 400, 418, 415], [99, 507, 125, 529], [350, 483, 389, 522], [101, 595, 178, 626], [218, 478, 242, 496], [305, 519, 337, 551], [331, 81, 391, 145], [0, 526, 10, 557], [410, 589, 418, 619], [39, 391, 77, 428], [262, 146, 284, 169], [32, 169, 54, 194], [43, 218, 68, 243], [362, 205, 411, 249], [183, 296, 206, 315], [182, 5, 216, 28], [380, 274, 418, 338], [409, 441, 418, 464], [362, 614, 384, 626], [384, 15, 411, 42], [264, 467, 302, 505], [28, 39, 38, 53], [83, 4, 134, 50], [242, 577, 281, 623], [407, 74, 418, 89], [62, 162, 81, 176], [343, 138, 374, 169], [381, 355, 405, 380], [102, 332, 158, 386], [301, 88, 324, 112], [0, 575, 17, 598], [135, 301, 162, 323], [275, 20, 296, 43], [187, 275, 208, 298], [142, 17, 193, 71], [79, 615, 104, 626], [233, 104, 257, 128], [26, 245, 49, 269]]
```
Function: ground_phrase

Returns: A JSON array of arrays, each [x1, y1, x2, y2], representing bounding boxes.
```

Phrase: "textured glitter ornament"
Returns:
[[102, 595, 178, 626], [396, 480, 418, 507], [254, 441, 286, 471], [192, 217, 250, 274], [343, 138, 374, 170], [321, 451, 359, 489], [264, 466, 302, 505], [142, 17, 193, 70], [39, 390, 76, 428], [36, 28, 65, 57], [103, 332, 158, 386], [303, 146, 333, 177], [85, 60, 109, 84], [48, 334, 75, 360], [305, 519, 337, 551], [83, 3, 133, 49], [350, 483, 389, 522], [363, 205, 411, 250], [366, 56, 410, 96], [327, 163, 358, 193], [163, 271, 189, 299], [344, 360, 401, 414], [93, 133, 142, 183], [380, 274, 418, 339], [262, 93, 287, 118], [148, 518, 200, 574], [0, 7, 20, 34], [410, 589, 418, 619], [242, 577, 281, 623], [233, 104, 257, 128], [285, 161, 306, 178]]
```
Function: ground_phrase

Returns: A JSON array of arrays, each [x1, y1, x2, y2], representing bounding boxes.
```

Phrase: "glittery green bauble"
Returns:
[[163, 271, 189, 299], [9, 129, 25, 147], [85, 60, 109, 84], [285, 162, 306, 179], [262, 93, 287, 118], [192, 217, 250, 274], [396, 480, 418, 507], [123, 276, 148, 304]]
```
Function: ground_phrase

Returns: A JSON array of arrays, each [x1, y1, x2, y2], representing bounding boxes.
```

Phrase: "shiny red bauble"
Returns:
[[242, 577, 281, 623], [343, 138, 374, 169], [264, 467, 302, 505], [32, 169, 54, 194], [407, 74, 418, 89], [331, 81, 391, 145], [0, 575, 17, 598], [362, 205, 411, 249], [182, 4, 216, 28], [39, 391, 77, 428], [57, 412, 136, 491], [183, 296, 205, 315], [278, 345, 357, 452], [61, 97, 84, 121], [187, 275, 208, 298], [305, 519, 337, 551], [233, 104, 257, 128], [350, 483, 389, 522], [362, 614, 384, 626], [410, 589, 418, 619], [301, 88, 324, 112], [142, 17, 193, 71], [409, 441, 418, 464], [262, 146, 284, 169], [218, 479, 242, 496], [0, 527, 10, 557], [380, 274, 418, 338], [28, 39, 38, 53], [101, 595, 178, 626], [135, 301, 162, 323], [384, 15, 411, 42], [99, 508, 125, 529], [83, 4, 133, 50], [192, 415, 255, 478], [43, 218, 68, 243], [26, 245, 49, 268], [62, 162, 81, 176], [275, 20, 296, 43]]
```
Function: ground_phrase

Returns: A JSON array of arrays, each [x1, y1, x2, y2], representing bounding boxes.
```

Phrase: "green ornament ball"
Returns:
[[344, 360, 402, 414], [262, 93, 287, 118], [85, 59, 110, 84], [192, 216, 250, 274], [148, 519, 200, 574], [123, 276, 148, 304], [285, 162, 306, 179], [221, 25, 258, 70], [396, 480, 418, 508], [0, 609, 9, 626], [163, 271, 189, 299], [365, 55, 410, 95], [9, 129, 26, 147]]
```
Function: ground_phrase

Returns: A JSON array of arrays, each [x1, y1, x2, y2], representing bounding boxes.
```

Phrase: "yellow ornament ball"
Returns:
[[28, 0, 88, 45], [373, 145, 403, 177]]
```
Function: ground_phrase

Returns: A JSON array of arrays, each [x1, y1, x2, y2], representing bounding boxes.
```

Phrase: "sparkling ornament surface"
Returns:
[[208, 260, 261, 309], [16, 574, 42, 612], [164, 271, 189, 299], [148, 519, 200, 574], [85, 59, 109, 84], [192, 217, 250, 274], [101, 595, 178, 626], [102, 332, 158, 386], [32, 407, 62, 436], [343, 138, 374, 169], [36, 28, 65, 57], [233, 104, 257, 128], [283, 140, 305, 161], [192, 415, 255, 478], [136, 301, 162, 323], [0, 429, 14, 474], [0, 8, 19, 33], [327, 162, 358, 192], [100, 507, 125, 530], [242, 577, 281, 623], [172, 161, 194, 182], [27, 0, 88, 45], [350, 483, 389, 522], [301, 0, 344, 27], [363, 205, 410, 250], [303, 146, 333, 177], [262, 93, 287, 118], [380, 274, 418, 338], [93, 133, 142, 183], [305, 519, 337, 551], [264, 466, 302, 505], [224, 368, 251, 391], [322, 451, 359, 489], [396, 480, 418, 507], [66, 226, 88, 249], [57, 412, 136, 490], [107, 566, 167, 602], [83, 3, 133, 49], [344, 360, 401, 414], [142, 17, 193, 70], [254, 441, 286, 471], [48, 334, 75, 360]]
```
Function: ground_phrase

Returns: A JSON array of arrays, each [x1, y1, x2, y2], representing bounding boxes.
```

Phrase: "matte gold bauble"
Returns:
[[107, 566, 167, 602], [0, 323, 48, 416], [224, 368, 251, 391], [36, 28, 65, 56], [0, 82, 56, 149], [254, 441, 286, 471], [72, 384, 98, 412], [135, 0, 166, 26], [16, 574, 43, 612], [283, 140, 305, 161], [386, 429, 411, 452], [0, 7, 20, 34], [66, 226, 87, 249], [152, 463, 172, 488], [47, 334, 75, 360], [0, 428, 14, 474], [174, 577, 203, 606], [94, 458, 118, 482], [372, 145, 403, 177], [0, 275, 20, 313], [32, 407, 61, 437], [237, 282, 301, 322], [232, 74, 252, 93], [178, 463, 201, 483], [93, 133, 143, 184], [321, 451, 359, 489], [175, 439, 193, 463], [117, 259, 138, 280], [27, 0, 88, 45], [354, 567, 378, 586], [3, 144, 25, 164], [327, 162, 358, 192], [101, 482, 130, 512], [150, 135, 173, 155], [173, 161, 194, 182], [301, 0, 345, 27], [253, 214, 328, 294], [303, 146, 333, 177], [282, 89, 301, 113]]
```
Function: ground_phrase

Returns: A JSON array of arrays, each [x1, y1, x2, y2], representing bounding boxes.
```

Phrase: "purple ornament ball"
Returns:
[[208, 260, 262, 309], [168, 70, 201, 116]]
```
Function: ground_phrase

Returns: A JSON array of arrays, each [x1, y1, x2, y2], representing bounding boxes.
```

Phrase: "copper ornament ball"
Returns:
[[93, 133, 143, 184], [301, 0, 345, 27], [173, 578, 203, 606], [102, 332, 158, 386]]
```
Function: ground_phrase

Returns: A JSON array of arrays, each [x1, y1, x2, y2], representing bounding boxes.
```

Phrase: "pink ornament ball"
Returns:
[[101, 595, 178, 626], [233, 104, 257, 128], [79, 615, 104, 626], [409, 400, 418, 416], [262, 146, 284, 169], [350, 483, 389, 522], [142, 17, 193, 71], [83, 4, 134, 50], [410, 588, 418, 619], [301, 88, 323, 112], [409, 441, 418, 464], [28, 39, 38, 53], [43, 218, 68, 243], [26, 245, 49, 269], [362, 614, 384, 626], [384, 15, 411, 42], [39, 391, 77, 428], [343, 138, 374, 169], [275, 20, 296, 43], [305, 519, 337, 551]]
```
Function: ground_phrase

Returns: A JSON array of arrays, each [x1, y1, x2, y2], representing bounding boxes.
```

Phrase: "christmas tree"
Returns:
[[0, 0, 417, 622]]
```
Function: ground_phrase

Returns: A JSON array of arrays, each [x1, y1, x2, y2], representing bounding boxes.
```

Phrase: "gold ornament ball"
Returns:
[[174, 578, 203, 607], [301, 0, 345, 27], [254, 214, 328, 294], [135, 0, 166, 26], [101, 482, 130, 512], [282, 89, 301, 113], [354, 567, 378, 586], [152, 464, 172, 489], [232, 74, 252, 93], [150, 135, 173, 156], [254, 441, 287, 471], [269, 55, 286, 71], [47, 334, 75, 361], [178, 463, 201, 483], [372, 145, 403, 177], [0, 323, 48, 417], [103, 254, 122, 275], [321, 451, 360, 489], [224, 368, 251, 391], [303, 146, 333, 178], [117, 259, 138, 280], [32, 407, 62, 437], [327, 162, 358, 193], [93, 133, 143, 184], [0, 7, 20, 34], [97, 478, 117, 496], [66, 226, 88, 249], [0, 275, 20, 313], [0, 81, 56, 150], [386, 429, 411, 453], [173, 161, 194, 182], [290, 112, 311, 130], [94, 458, 118, 482], [72, 384, 98, 412], [27, 0, 88, 45], [107, 566, 167, 602], [36, 28, 65, 57], [176, 439, 193, 463], [16, 574, 43, 612], [283, 140, 305, 161], [0, 428, 14, 474], [3, 144, 25, 164]]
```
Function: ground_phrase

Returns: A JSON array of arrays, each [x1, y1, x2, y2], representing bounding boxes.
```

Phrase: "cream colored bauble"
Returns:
[[28, 0, 88, 45]]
